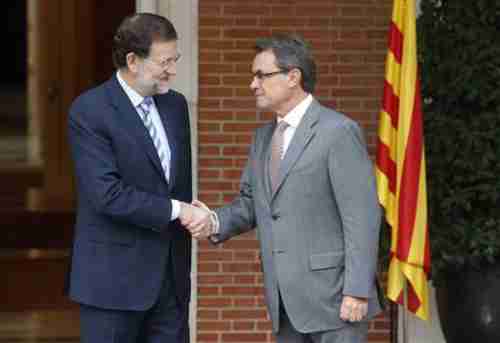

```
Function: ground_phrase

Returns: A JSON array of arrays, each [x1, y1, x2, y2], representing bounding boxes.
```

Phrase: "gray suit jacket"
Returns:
[[214, 99, 382, 333]]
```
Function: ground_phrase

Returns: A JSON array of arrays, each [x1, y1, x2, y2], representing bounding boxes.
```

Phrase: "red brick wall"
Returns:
[[198, 1, 392, 342]]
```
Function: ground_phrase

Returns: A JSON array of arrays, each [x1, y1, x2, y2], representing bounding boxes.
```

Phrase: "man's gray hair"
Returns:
[[255, 34, 316, 93]]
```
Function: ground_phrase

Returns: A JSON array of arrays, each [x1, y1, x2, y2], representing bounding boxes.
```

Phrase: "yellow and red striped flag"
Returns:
[[375, 0, 431, 320]]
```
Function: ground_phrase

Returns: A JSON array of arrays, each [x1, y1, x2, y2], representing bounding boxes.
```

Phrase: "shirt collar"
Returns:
[[278, 94, 313, 128], [116, 70, 147, 108]]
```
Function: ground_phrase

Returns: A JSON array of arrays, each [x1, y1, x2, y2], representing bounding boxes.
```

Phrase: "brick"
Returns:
[[270, 5, 296, 16], [295, 6, 336, 17], [234, 134, 253, 145], [260, 17, 308, 27], [198, 274, 233, 285], [222, 333, 267, 342], [198, 310, 220, 320], [200, 181, 234, 191], [199, 287, 221, 296], [199, 110, 234, 121], [235, 40, 258, 50], [200, 63, 234, 74], [232, 321, 256, 331], [200, 17, 228, 26], [256, 321, 273, 331], [197, 333, 219, 343], [222, 76, 251, 86], [200, 251, 233, 261], [198, 297, 233, 308], [234, 297, 257, 307], [340, 6, 365, 17], [199, 122, 222, 132], [224, 29, 271, 39], [199, 158, 234, 168], [222, 169, 244, 180], [223, 52, 254, 63], [199, 51, 221, 62], [224, 6, 271, 16], [234, 274, 258, 286], [222, 286, 264, 296], [199, 146, 221, 156], [367, 332, 390, 341], [221, 239, 259, 250], [200, 28, 222, 40], [234, 251, 258, 261], [198, 263, 220, 273], [222, 263, 261, 273], [199, 87, 234, 97], [199, 321, 232, 331], [200, 75, 222, 86], [199, 169, 221, 179], [199, 99, 221, 108], [222, 310, 268, 320], [199, 6, 221, 16], [222, 99, 256, 109]]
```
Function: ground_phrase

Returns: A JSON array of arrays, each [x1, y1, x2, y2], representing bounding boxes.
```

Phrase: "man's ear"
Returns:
[[126, 52, 139, 73], [288, 68, 302, 89]]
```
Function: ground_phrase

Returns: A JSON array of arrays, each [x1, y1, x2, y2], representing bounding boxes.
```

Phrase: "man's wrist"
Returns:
[[171, 200, 181, 221]]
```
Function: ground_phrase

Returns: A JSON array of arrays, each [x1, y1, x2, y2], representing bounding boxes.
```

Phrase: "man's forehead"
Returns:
[[252, 51, 277, 71], [150, 40, 178, 55]]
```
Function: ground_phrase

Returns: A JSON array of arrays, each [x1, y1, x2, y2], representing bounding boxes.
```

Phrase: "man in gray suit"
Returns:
[[187, 34, 382, 343]]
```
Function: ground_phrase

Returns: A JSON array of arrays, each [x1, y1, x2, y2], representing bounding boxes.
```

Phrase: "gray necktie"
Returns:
[[138, 96, 171, 180], [269, 120, 289, 193]]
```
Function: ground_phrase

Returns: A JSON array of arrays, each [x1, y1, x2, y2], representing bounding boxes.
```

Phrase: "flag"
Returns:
[[375, 0, 431, 320]]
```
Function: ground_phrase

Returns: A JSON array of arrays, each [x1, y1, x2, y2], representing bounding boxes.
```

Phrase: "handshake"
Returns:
[[179, 200, 217, 239]]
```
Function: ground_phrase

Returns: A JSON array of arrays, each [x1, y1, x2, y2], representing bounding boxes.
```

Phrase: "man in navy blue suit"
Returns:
[[67, 13, 208, 343]]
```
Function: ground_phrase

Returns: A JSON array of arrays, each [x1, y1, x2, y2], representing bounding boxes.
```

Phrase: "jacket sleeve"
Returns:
[[328, 119, 381, 298], [213, 134, 258, 242]]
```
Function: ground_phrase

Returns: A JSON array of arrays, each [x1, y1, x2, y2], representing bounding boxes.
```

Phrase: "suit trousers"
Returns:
[[276, 294, 369, 343], [79, 269, 189, 343]]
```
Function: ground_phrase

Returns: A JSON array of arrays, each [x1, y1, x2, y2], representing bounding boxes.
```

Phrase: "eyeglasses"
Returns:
[[145, 53, 181, 70], [252, 69, 289, 81]]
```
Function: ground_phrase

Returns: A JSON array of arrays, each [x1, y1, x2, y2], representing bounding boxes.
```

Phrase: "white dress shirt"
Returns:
[[116, 71, 180, 220], [277, 94, 313, 159]]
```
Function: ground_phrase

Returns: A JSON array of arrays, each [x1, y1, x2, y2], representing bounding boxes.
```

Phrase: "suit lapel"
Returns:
[[154, 94, 177, 190], [105, 76, 167, 182], [271, 100, 320, 200], [260, 122, 276, 201]]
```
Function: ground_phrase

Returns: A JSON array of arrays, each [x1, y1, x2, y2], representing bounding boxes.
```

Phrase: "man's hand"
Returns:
[[340, 295, 368, 322], [179, 201, 213, 239]]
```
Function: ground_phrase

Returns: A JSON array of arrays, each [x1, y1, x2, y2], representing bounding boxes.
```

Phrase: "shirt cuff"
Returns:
[[210, 210, 220, 234], [171, 199, 181, 221]]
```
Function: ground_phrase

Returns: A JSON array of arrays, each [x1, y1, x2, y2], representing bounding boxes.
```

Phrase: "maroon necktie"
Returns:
[[269, 121, 289, 192]]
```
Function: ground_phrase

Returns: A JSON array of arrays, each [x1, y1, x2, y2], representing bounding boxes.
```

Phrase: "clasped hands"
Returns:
[[179, 200, 215, 239]]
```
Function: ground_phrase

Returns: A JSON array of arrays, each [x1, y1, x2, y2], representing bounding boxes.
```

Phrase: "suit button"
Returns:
[[272, 214, 280, 220]]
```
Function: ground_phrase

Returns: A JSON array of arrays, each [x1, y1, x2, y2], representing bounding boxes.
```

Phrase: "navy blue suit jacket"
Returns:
[[67, 75, 192, 311]]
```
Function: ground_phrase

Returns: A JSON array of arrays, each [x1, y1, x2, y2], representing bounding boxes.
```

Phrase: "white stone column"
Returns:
[[135, 1, 199, 341], [398, 285, 446, 343]]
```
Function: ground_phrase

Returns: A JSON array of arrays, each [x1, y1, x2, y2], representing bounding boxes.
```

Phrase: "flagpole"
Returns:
[[402, 283, 409, 343]]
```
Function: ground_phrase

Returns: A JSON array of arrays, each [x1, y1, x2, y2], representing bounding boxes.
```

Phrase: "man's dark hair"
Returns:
[[112, 13, 177, 69], [255, 34, 316, 93]]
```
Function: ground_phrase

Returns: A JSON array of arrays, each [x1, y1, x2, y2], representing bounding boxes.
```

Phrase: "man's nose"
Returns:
[[166, 61, 177, 75], [250, 77, 259, 91]]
